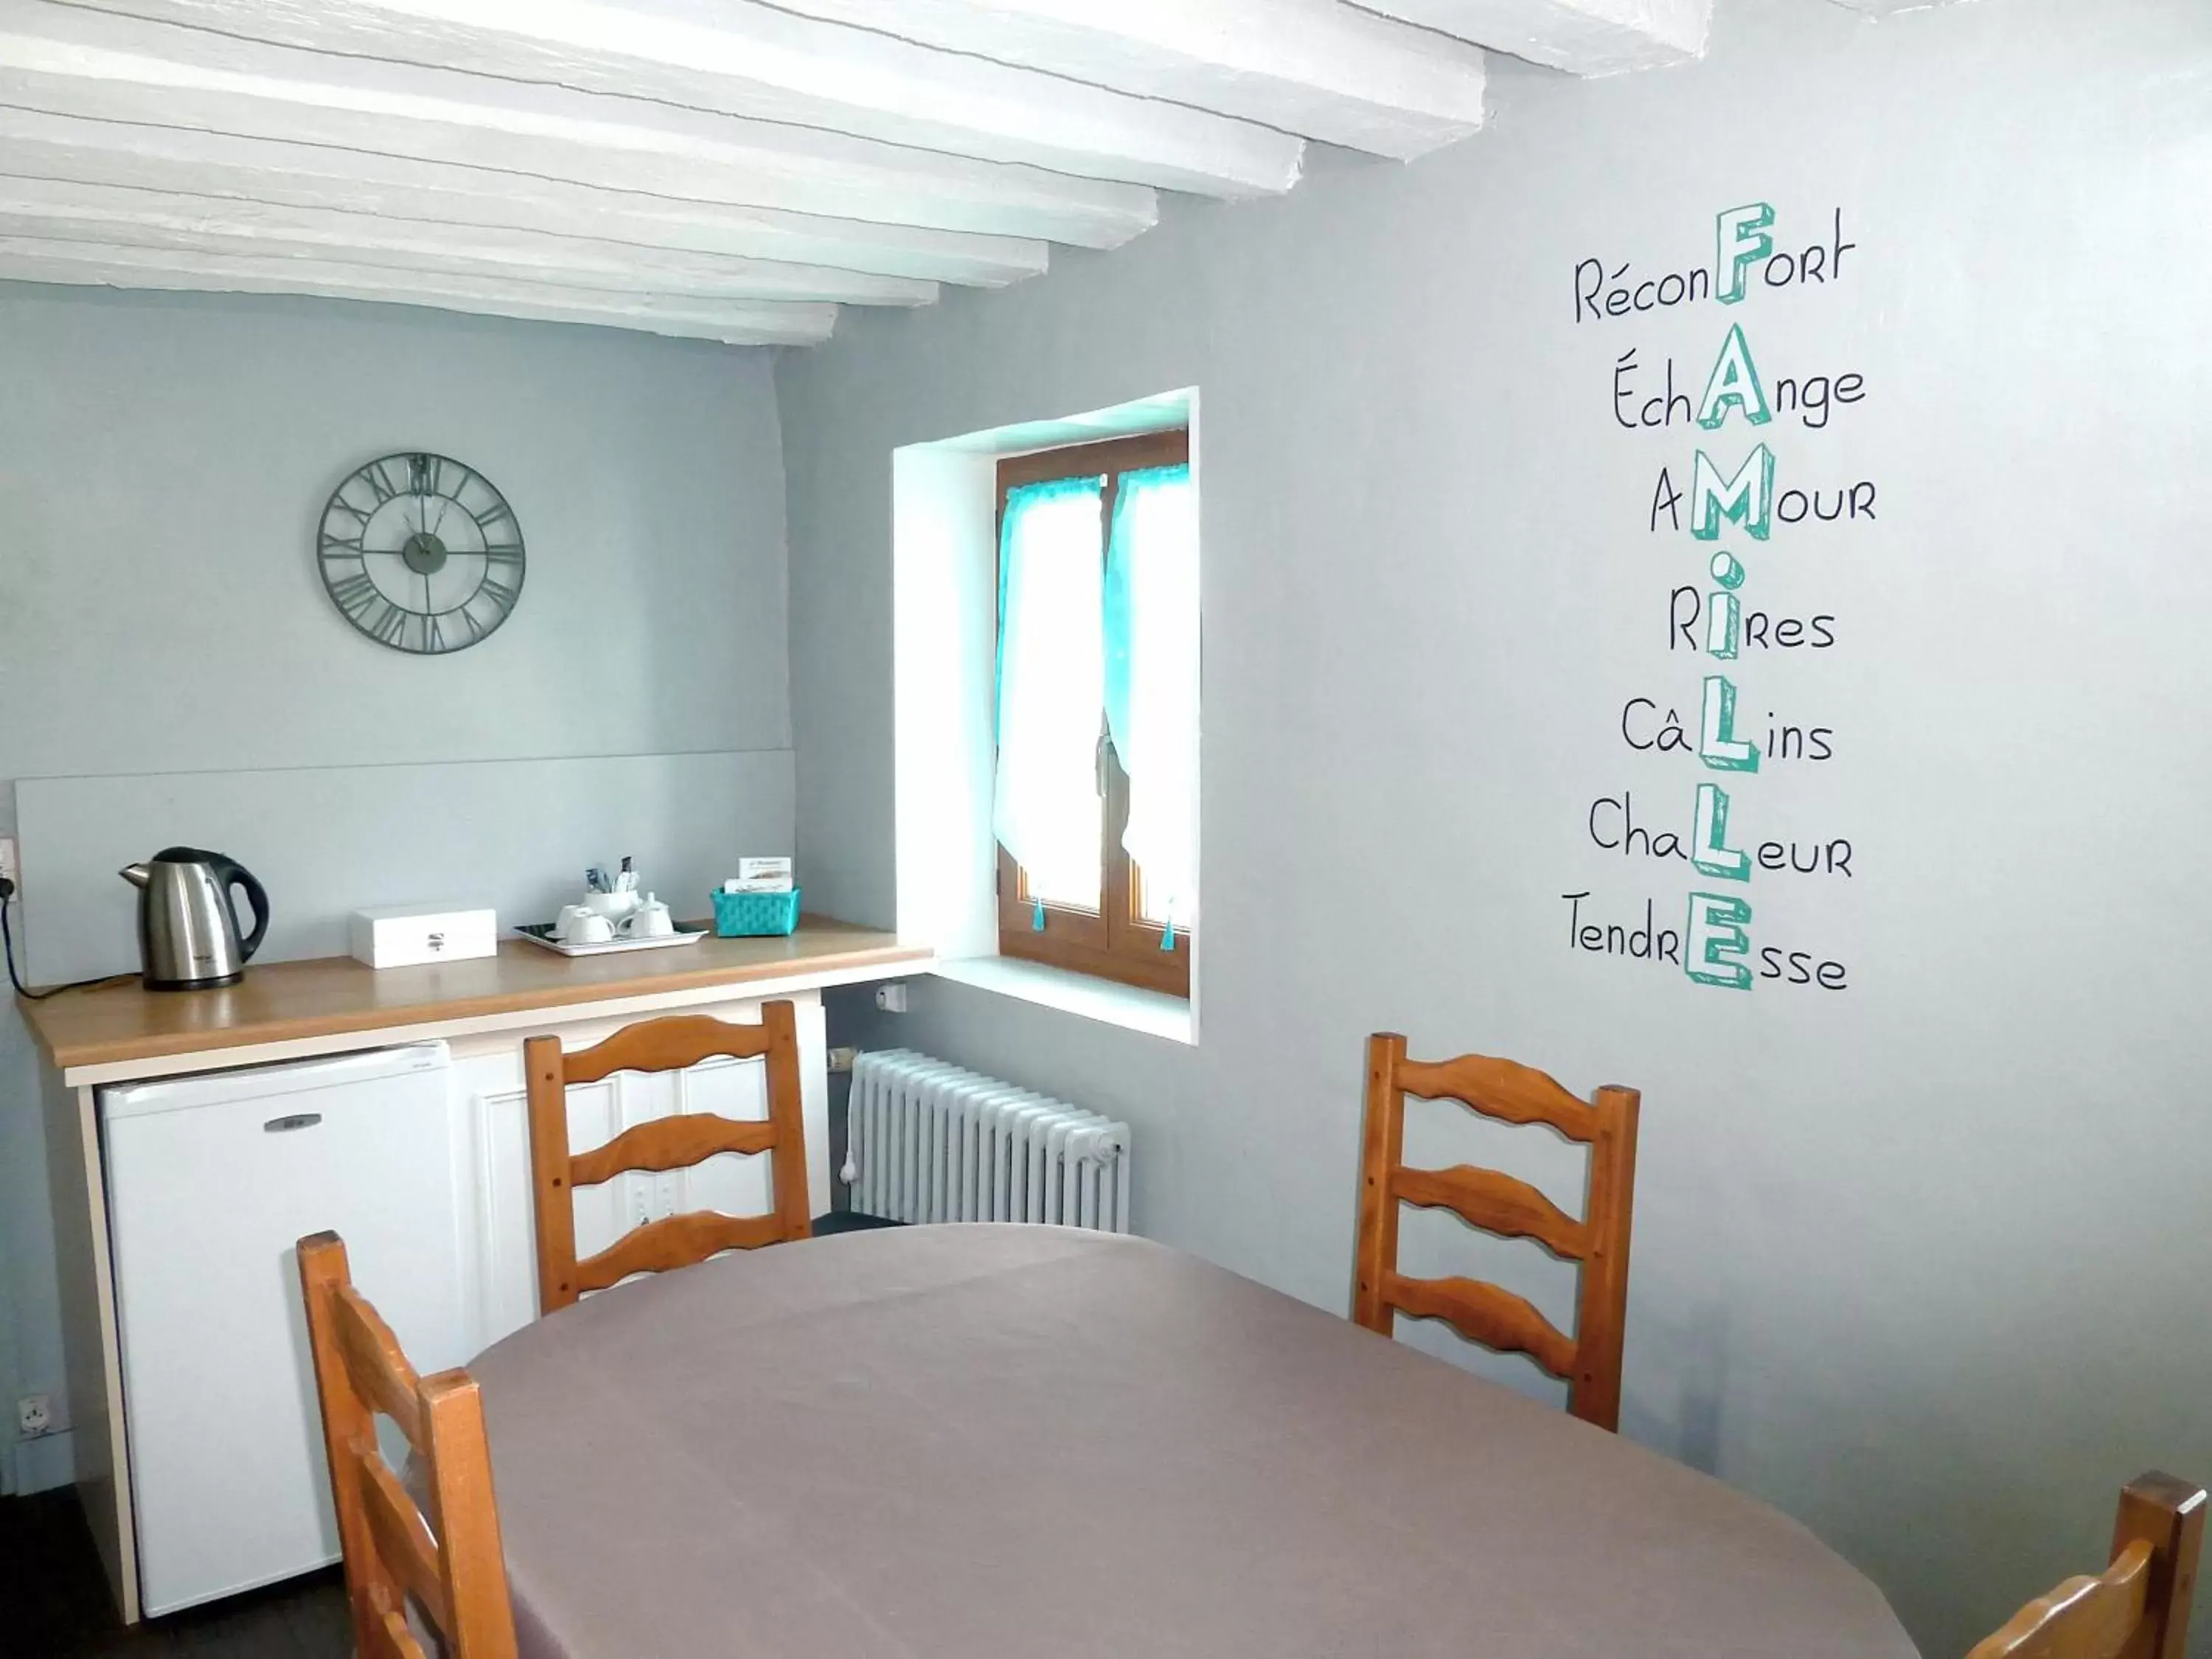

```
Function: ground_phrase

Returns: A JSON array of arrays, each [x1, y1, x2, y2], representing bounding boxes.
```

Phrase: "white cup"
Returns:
[[566, 911, 616, 945], [630, 897, 675, 939]]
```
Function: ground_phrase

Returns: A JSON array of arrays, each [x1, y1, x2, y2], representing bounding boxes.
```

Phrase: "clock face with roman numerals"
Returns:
[[317, 452, 524, 654]]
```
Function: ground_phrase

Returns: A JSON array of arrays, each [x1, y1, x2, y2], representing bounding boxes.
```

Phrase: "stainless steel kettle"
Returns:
[[119, 848, 270, 990]]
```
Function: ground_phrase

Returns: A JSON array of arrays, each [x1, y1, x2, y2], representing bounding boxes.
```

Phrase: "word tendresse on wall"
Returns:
[[1569, 204, 1860, 993]]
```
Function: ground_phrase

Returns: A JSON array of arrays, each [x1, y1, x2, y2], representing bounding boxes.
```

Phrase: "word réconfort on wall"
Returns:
[[1566, 205, 1866, 994]]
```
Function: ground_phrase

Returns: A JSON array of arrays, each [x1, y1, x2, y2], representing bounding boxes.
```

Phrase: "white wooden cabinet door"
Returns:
[[448, 990, 830, 1353]]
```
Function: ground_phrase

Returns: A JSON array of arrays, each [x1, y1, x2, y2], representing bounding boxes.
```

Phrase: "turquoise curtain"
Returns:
[[1103, 464, 1197, 929], [993, 475, 1106, 908]]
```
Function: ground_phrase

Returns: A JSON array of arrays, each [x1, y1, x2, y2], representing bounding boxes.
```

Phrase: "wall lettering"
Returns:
[[1571, 203, 1865, 991]]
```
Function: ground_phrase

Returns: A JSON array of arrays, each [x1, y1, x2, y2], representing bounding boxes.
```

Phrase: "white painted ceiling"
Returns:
[[0, 1, 1935, 346]]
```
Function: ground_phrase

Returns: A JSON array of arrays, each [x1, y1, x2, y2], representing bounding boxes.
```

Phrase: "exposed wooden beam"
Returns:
[[54, 0, 1309, 196], [0, 10, 1160, 246], [1355, 0, 1709, 74], [741, 0, 1488, 160], [0, 175, 937, 305], [0, 108, 1049, 286], [0, 235, 838, 344]]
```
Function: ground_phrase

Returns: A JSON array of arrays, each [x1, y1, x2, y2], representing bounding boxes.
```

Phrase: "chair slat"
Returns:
[[1971, 1547, 2151, 1659], [1383, 1272, 1576, 1380], [1393, 1052, 1597, 1144], [366, 1606, 428, 1659], [570, 1113, 779, 1189], [1394, 1164, 1591, 1259], [354, 1439, 453, 1635], [562, 1012, 780, 1085], [330, 1284, 425, 1451], [574, 1208, 787, 1295]]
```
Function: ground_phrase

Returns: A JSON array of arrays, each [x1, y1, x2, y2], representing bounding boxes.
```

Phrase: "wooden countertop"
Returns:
[[18, 917, 928, 1074]]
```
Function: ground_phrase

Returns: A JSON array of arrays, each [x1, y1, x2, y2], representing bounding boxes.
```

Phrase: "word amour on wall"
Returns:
[[1565, 204, 1865, 993]]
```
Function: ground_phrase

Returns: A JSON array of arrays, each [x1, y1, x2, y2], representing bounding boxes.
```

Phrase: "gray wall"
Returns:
[[0, 282, 791, 1490], [780, 2, 2212, 1655]]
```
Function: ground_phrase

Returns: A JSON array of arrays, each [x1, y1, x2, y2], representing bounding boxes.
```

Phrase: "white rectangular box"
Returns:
[[349, 903, 498, 969]]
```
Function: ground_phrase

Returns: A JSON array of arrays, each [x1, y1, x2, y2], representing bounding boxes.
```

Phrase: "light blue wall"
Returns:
[[781, 3, 2212, 1656], [0, 283, 790, 1492]]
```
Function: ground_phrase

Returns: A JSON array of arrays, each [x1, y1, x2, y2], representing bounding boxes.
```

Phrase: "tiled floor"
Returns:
[[1, 1491, 349, 1658]]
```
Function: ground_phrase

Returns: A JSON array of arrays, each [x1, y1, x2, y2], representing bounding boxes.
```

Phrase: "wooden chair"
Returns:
[[295, 1231, 518, 1659], [526, 1000, 812, 1314], [1352, 1033, 1640, 1431], [1968, 1472, 2205, 1659]]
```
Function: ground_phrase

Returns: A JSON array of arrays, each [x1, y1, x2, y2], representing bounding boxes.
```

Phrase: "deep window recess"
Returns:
[[995, 430, 1195, 998]]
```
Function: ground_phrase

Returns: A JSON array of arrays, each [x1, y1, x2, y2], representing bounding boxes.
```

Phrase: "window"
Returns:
[[994, 430, 1195, 997]]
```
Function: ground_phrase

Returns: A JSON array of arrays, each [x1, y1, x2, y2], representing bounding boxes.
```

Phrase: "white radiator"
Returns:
[[843, 1050, 1132, 1233]]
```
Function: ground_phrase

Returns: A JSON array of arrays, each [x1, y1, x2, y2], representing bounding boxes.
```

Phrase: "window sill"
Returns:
[[928, 955, 1194, 1046]]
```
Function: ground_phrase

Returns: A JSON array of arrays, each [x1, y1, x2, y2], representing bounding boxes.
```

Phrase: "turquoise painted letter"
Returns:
[[1705, 590, 1740, 659], [1691, 783, 1750, 880], [1716, 203, 1775, 306], [1700, 675, 1760, 772], [1691, 445, 1775, 542], [1686, 893, 1755, 989], [1697, 324, 1771, 429]]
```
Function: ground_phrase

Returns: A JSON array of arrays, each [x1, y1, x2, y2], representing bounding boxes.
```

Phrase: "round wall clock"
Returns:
[[317, 451, 524, 653]]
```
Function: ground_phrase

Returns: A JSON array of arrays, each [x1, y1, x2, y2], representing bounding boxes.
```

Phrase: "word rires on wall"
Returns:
[[1565, 206, 1864, 993]]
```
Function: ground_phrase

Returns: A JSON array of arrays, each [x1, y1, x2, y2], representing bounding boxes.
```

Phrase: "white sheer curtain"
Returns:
[[1105, 465, 1197, 931], [992, 476, 1105, 908]]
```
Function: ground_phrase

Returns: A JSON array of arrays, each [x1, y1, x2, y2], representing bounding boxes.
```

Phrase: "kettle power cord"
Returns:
[[0, 876, 137, 1001]]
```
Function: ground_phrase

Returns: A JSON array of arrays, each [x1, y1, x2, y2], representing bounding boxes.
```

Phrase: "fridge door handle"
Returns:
[[262, 1113, 323, 1133]]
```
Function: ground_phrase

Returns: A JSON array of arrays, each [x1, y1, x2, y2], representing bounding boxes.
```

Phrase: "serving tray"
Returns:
[[513, 923, 709, 959]]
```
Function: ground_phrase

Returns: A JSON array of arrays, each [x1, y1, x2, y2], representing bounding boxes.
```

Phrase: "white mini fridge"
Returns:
[[101, 1043, 467, 1616]]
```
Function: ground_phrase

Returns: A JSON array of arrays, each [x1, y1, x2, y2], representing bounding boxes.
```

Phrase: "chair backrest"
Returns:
[[1352, 1032, 1641, 1431], [526, 999, 812, 1314], [296, 1232, 518, 1659], [1969, 1472, 2205, 1659]]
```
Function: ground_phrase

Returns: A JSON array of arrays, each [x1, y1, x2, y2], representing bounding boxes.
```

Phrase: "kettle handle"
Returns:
[[212, 857, 271, 963]]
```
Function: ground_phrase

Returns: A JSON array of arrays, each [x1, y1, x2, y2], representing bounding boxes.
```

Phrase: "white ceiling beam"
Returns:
[[723, 0, 1487, 161], [0, 11, 1159, 246], [0, 108, 1049, 286], [0, 175, 938, 305], [1824, 0, 1972, 13], [1354, 0, 1710, 74], [53, 0, 1309, 197], [0, 235, 838, 344]]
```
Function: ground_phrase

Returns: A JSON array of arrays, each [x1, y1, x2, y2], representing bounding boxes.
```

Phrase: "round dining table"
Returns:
[[468, 1224, 1918, 1659]]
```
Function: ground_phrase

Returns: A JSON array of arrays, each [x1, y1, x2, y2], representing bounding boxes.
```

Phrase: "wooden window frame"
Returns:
[[995, 429, 1192, 998]]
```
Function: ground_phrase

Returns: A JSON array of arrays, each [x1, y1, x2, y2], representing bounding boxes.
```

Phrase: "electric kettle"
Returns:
[[119, 848, 270, 990]]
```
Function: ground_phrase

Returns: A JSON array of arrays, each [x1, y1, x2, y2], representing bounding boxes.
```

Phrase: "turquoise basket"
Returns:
[[711, 887, 801, 938]]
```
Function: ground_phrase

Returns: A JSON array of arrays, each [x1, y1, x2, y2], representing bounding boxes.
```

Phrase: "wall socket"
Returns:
[[0, 835, 18, 891], [874, 983, 908, 1014], [17, 1394, 52, 1438]]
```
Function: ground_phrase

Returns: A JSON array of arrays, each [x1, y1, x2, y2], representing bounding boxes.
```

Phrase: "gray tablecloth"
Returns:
[[470, 1225, 1916, 1659]]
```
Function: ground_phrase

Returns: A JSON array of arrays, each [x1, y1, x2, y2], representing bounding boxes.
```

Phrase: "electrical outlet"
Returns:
[[874, 984, 908, 1014], [17, 1394, 51, 1438], [0, 836, 18, 891]]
